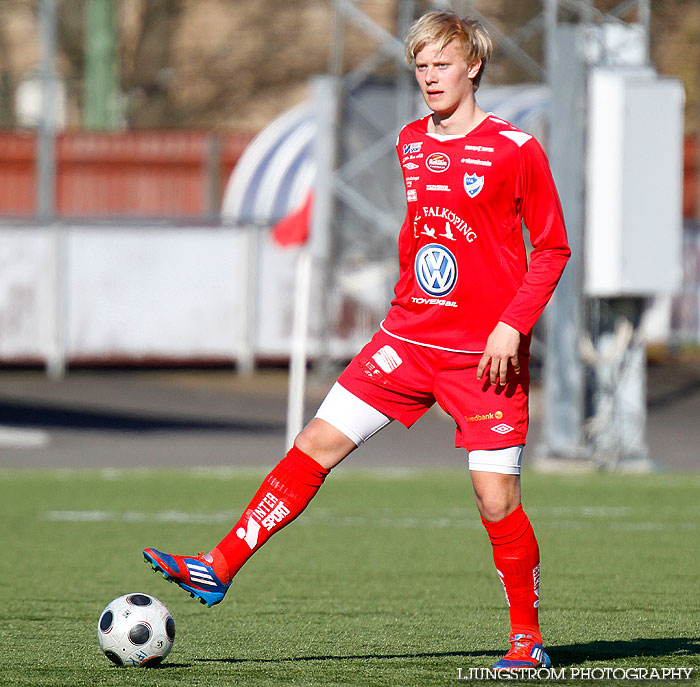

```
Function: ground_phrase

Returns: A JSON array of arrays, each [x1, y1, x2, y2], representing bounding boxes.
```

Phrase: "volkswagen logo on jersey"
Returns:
[[415, 244, 458, 297], [464, 173, 485, 197]]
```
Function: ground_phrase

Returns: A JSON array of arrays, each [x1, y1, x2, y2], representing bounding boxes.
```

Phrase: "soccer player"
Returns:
[[143, 10, 570, 671]]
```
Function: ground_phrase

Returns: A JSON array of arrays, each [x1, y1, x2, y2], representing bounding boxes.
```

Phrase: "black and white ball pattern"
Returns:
[[97, 593, 175, 667]]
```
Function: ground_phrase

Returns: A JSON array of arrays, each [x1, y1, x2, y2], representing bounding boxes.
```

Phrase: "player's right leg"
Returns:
[[143, 385, 391, 606], [144, 426, 350, 606]]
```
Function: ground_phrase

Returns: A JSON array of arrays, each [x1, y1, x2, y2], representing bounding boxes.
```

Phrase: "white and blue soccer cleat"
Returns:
[[492, 634, 552, 670], [143, 548, 230, 607]]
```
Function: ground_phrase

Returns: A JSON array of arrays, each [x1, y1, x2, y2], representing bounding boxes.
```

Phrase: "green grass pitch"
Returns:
[[0, 467, 698, 686]]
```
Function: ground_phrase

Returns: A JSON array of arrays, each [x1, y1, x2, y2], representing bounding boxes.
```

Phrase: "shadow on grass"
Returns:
[[195, 649, 499, 664], [550, 637, 700, 667], [0, 398, 283, 434], [195, 637, 699, 666]]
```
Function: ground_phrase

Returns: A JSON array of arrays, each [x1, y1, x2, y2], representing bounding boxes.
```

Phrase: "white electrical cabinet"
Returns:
[[584, 68, 685, 296]]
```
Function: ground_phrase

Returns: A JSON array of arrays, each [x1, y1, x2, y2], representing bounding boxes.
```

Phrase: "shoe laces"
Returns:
[[504, 634, 535, 659], [196, 551, 217, 566]]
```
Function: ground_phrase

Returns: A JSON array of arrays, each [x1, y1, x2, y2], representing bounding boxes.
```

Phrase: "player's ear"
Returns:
[[467, 59, 482, 79]]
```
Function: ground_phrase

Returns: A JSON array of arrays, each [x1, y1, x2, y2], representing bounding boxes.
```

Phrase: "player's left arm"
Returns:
[[479, 138, 571, 385], [477, 321, 521, 386]]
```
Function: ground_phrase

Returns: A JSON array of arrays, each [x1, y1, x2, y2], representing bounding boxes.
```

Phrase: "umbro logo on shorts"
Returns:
[[490, 423, 514, 434]]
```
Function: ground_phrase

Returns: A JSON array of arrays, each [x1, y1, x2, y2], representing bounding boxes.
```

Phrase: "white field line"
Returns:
[[4, 466, 699, 491], [38, 508, 700, 531], [0, 426, 50, 448], [40, 510, 238, 524]]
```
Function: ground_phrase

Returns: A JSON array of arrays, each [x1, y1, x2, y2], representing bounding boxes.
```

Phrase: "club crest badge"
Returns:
[[463, 173, 485, 198]]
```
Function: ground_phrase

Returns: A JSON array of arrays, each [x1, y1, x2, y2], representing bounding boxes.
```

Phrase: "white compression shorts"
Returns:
[[467, 445, 523, 475], [315, 382, 525, 474], [315, 383, 392, 446]]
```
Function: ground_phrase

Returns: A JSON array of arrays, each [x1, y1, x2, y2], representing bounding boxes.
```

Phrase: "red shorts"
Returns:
[[336, 330, 530, 451]]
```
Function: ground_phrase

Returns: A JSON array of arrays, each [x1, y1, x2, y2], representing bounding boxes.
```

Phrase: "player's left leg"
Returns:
[[434, 352, 547, 669], [469, 462, 549, 670]]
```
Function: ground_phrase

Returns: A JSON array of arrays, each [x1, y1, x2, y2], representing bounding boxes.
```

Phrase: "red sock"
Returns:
[[481, 504, 541, 644], [209, 446, 329, 583]]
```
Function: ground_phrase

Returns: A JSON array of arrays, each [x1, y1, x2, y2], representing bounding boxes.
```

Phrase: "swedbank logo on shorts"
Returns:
[[465, 411, 503, 422]]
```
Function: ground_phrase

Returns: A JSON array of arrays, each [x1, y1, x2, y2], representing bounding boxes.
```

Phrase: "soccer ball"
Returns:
[[97, 593, 175, 667]]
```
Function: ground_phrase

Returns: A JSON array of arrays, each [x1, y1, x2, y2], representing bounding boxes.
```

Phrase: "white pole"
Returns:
[[46, 224, 66, 379], [285, 248, 313, 449], [283, 76, 338, 451], [37, 0, 57, 222], [235, 225, 256, 376], [38, 0, 64, 378]]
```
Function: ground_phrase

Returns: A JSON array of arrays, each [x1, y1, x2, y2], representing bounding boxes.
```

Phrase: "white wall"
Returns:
[[0, 224, 340, 364], [0, 228, 55, 359]]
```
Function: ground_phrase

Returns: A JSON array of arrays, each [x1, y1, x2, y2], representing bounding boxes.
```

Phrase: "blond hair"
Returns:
[[404, 11, 492, 91]]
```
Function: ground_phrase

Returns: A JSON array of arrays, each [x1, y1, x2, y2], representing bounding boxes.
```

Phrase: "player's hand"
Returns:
[[476, 322, 521, 386]]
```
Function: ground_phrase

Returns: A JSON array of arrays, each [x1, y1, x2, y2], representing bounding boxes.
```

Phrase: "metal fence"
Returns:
[[0, 131, 250, 220]]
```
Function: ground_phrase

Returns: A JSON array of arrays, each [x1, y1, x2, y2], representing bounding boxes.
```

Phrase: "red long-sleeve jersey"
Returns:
[[381, 113, 571, 353]]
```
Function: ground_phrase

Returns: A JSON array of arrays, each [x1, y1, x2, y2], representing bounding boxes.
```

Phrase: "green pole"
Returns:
[[84, 0, 119, 129]]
